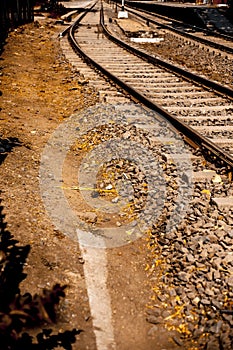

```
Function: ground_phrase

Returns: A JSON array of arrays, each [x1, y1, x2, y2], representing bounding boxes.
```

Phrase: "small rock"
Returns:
[[147, 307, 161, 317], [211, 299, 222, 310], [205, 288, 215, 297], [205, 338, 220, 350], [168, 289, 176, 297], [162, 310, 170, 318], [112, 197, 119, 203], [172, 335, 183, 347], [206, 270, 213, 281], [186, 253, 195, 263], [192, 296, 200, 306], [213, 270, 221, 280], [222, 314, 233, 326], [146, 315, 163, 325], [177, 271, 189, 282], [78, 80, 88, 86], [227, 276, 233, 287], [201, 298, 211, 305], [77, 211, 97, 224], [216, 320, 223, 333], [78, 257, 85, 264], [157, 294, 167, 302], [91, 191, 99, 198]]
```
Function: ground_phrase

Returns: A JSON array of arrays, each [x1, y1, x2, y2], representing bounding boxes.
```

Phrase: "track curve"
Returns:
[[67, 1, 233, 171]]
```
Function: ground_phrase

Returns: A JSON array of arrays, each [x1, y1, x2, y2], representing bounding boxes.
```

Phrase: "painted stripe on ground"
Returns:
[[77, 232, 116, 350]]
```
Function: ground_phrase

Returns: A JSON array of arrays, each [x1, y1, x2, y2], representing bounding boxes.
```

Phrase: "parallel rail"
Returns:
[[122, 3, 233, 55], [67, 2, 233, 174]]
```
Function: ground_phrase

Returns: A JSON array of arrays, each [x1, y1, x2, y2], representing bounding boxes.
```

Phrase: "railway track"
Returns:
[[64, 1, 233, 173], [1, 7, 233, 350], [56, 3, 233, 349], [122, 2, 233, 55]]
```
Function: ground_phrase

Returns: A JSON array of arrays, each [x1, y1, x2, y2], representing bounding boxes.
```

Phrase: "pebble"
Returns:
[[227, 276, 233, 287], [147, 307, 161, 317], [56, 103, 233, 348], [172, 335, 183, 347], [106, 184, 113, 190], [76, 211, 97, 224], [148, 172, 233, 348], [146, 315, 163, 325], [192, 296, 200, 306]]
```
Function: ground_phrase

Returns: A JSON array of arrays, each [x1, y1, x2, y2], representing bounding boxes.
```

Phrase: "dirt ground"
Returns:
[[0, 17, 186, 350], [0, 17, 100, 348]]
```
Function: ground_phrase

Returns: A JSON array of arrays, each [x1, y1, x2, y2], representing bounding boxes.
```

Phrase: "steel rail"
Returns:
[[59, 2, 97, 38], [124, 1, 233, 40], [121, 2, 233, 55], [68, 3, 233, 173], [102, 11, 233, 99]]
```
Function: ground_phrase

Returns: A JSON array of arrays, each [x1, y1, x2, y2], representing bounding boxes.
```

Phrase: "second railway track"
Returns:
[[121, 2, 233, 55]]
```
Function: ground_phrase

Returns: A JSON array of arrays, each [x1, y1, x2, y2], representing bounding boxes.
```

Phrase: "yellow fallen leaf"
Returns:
[[201, 189, 211, 196]]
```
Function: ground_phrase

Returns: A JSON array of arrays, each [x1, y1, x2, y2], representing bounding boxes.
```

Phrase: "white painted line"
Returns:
[[77, 232, 116, 350], [130, 37, 164, 43]]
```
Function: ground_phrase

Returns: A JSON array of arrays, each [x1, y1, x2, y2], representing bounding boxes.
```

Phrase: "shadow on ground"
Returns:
[[0, 137, 21, 165]]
